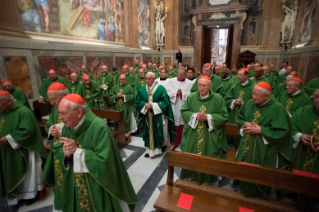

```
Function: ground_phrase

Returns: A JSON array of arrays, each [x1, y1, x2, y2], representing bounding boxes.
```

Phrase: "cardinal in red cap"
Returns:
[[235, 79, 293, 198], [78, 65, 94, 81], [77, 71, 106, 110], [1, 80, 30, 108], [122, 65, 135, 85], [39, 70, 67, 103], [44, 93, 138, 211], [190, 63, 223, 94], [252, 64, 271, 85], [97, 65, 112, 97], [67, 72, 80, 94], [277, 76, 311, 116], [0, 88, 47, 206]]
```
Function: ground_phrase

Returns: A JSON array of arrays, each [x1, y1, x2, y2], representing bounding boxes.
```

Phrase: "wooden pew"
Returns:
[[33, 101, 53, 137], [91, 109, 131, 145], [225, 123, 239, 161], [154, 148, 319, 212]]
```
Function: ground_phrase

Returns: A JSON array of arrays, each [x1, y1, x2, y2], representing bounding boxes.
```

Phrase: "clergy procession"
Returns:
[[1, 59, 319, 212]]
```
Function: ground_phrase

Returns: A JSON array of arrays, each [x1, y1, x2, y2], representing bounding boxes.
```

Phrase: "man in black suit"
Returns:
[[175, 49, 182, 64]]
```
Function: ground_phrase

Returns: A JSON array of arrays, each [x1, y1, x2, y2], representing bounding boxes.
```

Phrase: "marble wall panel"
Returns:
[[266, 58, 277, 67], [153, 57, 159, 63], [289, 57, 301, 71], [86, 56, 113, 80], [115, 57, 134, 71], [142, 56, 152, 63], [136, 57, 141, 63], [164, 57, 172, 66], [182, 56, 192, 66], [38, 56, 83, 83], [305, 56, 319, 84], [299, 57, 308, 81], [3, 56, 33, 98]]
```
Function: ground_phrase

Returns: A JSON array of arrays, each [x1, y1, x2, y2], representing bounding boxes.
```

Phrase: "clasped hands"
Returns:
[[196, 112, 208, 121], [51, 126, 62, 138], [116, 93, 124, 98], [244, 122, 261, 135], [145, 103, 153, 110], [59, 137, 78, 157], [300, 134, 319, 152], [234, 99, 243, 106], [176, 89, 182, 96]]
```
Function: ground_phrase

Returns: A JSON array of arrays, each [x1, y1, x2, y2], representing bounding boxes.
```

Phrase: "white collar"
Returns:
[[71, 115, 86, 131], [241, 80, 249, 86], [260, 96, 271, 106], [200, 93, 209, 99], [291, 89, 301, 96], [72, 81, 77, 84], [222, 76, 230, 81]]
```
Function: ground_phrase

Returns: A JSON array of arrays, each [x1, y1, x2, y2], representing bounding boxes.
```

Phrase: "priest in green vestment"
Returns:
[[122, 65, 135, 86], [251, 66, 270, 86], [109, 74, 137, 133], [133, 59, 140, 73], [66, 72, 80, 94], [110, 67, 121, 88], [236, 82, 293, 198], [97, 65, 112, 98], [270, 64, 279, 82], [273, 75, 294, 98], [291, 89, 319, 211], [44, 94, 138, 211], [263, 66, 276, 89], [278, 77, 312, 117], [1, 80, 30, 108], [214, 66, 221, 76], [77, 64, 94, 81], [147, 63, 160, 78], [129, 66, 136, 76], [304, 77, 319, 97], [173, 62, 178, 72], [0, 91, 47, 206], [146, 62, 153, 72], [191, 63, 223, 94], [224, 69, 253, 147], [167, 65, 177, 79], [180, 76, 228, 185], [135, 72, 176, 158], [230, 65, 238, 81], [277, 66, 293, 84], [134, 68, 146, 94], [77, 74, 106, 110], [39, 69, 67, 103], [220, 68, 234, 96], [247, 64, 255, 80]]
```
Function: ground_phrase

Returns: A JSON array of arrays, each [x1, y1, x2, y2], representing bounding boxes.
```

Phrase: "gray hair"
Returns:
[[51, 89, 69, 95], [146, 72, 155, 78], [69, 101, 87, 113], [255, 85, 271, 96]]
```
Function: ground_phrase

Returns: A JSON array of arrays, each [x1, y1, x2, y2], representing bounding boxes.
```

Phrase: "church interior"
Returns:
[[0, 0, 319, 211]]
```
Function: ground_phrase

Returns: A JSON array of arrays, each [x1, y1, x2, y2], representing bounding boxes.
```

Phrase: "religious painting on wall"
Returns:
[[305, 56, 319, 84], [3, 56, 33, 98], [298, 0, 317, 43], [182, 0, 195, 13], [17, 0, 124, 42], [115, 57, 134, 70], [142, 56, 152, 63], [86, 56, 113, 79], [164, 57, 171, 66], [38, 56, 83, 82], [138, 0, 150, 46], [182, 57, 192, 66]]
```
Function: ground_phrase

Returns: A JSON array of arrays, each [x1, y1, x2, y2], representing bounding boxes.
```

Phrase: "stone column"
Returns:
[[231, 21, 241, 66], [164, 0, 179, 50], [123, 0, 139, 48], [194, 24, 204, 72]]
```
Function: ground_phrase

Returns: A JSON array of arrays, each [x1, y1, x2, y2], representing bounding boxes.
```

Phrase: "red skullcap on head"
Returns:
[[232, 65, 237, 68], [1, 80, 10, 85], [48, 69, 55, 73], [0, 90, 10, 96], [130, 67, 133, 69], [81, 64, 86, 68], [48, 82, 67, 90], [63, 94, 84, 105], [81, 74, 89, 79], [226, 68, 230, 71], [123, 64, 128, 67], [205, 63, 212, 67], [259, 67, 264, 71], [119, 74, 125, 77], [256, 82, 271, 91], [200, 76, 211, 81], [241, 68, 249, 73], [293, 77, 302, 85], [70, 72, 77, 76]]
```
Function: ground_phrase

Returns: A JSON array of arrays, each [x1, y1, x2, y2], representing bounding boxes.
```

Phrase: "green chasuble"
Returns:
[[133, 65, 140, 74], [97, 73, 112, 97], [133, 76, 145, 94], [278, 90, 312, 117], [167, 71, 177, 79], [291, 106, 319, 211], [45, 107, 61, 133], [76, 80, 105, 110], [135, 84, 176, 150], [9, 86, 30, 108], [77, 71, 94, 81], [125, 73, 136, 86], [191, 75, 224, 95], [180, 91, 228, 184], [44, 110, 137, 212], [270, 69, 279, 82], [109, 83, 136, 133], [147, 69, 160, 78], [236, 96, 293, 197], [230, 72, 238, 81], [221, 77, 234, 97], [251, 75, 271, 87], [110, 70, 121, 88], [304, 77, 319, 96], [277, 72, 289, 84], [265, 73, 276, 89], [39, 76, 67, 102], [66, 81, 80, 94], [273, 82, 286, 98], [0, 101, 47, 199], [248, 69, 255, 79]]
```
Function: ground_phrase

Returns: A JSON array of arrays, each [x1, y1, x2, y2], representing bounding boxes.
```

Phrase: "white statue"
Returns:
[[155, 5, 167, 46], [281, 1, 299, 42]]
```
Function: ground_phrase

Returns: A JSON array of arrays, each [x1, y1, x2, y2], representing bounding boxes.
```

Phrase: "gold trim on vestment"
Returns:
[[197, 105, 207, 155], [148, 89, 154, 150], [286, 99, 293, 113], [75, 173, 92, 212], [54, 158, 64, 192]]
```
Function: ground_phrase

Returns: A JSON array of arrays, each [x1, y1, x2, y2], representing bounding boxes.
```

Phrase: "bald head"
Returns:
[[2, 81, 13, 92], [48, 69, 57, 80], [0, 94, 14, 113]]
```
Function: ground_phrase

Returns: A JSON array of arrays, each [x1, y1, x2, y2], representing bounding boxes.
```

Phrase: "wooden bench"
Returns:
[[33, 101, 53, 137], [91, 109, 131, 145], [154, 148, 319, 212]]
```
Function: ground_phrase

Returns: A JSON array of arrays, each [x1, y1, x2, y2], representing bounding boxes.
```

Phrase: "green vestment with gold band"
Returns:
[[109, 83, 136, 133], [180, 91, 228, 184], [133, 65, 140, 74], [291, 105, 319, 211], [67, 81, 80, 94], [278, 90, 312, 117], [39, 76, 67, 102], [273, 82, 286, 98], [304, 77, 319, 96], [135, 84, 176, 150], [236, 96, 293, 197], [0, 101, 47, 199], [221, 77, 234, 97], [191, 74, 223, 94], [111, 71, 121, 88], [76, 80, 105, 110], [44, 110, 137, 211], [133, 76, 145, 94], [97, 73, 113, 97]]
